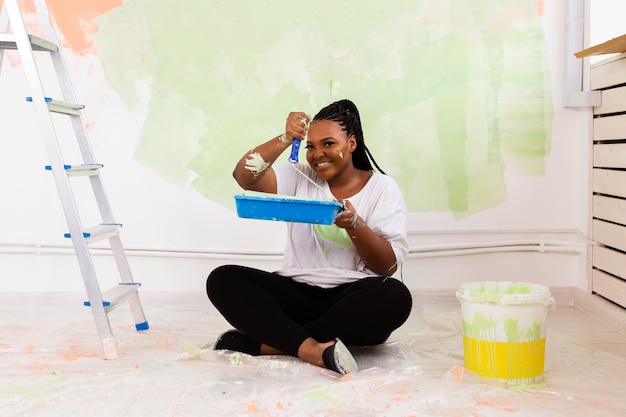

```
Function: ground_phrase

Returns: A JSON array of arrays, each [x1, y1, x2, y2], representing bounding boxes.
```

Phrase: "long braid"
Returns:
[[312, 99, 386, 174]]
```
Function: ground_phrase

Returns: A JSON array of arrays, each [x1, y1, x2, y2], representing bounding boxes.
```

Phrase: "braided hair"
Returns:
[[311, 99, 386, 174]]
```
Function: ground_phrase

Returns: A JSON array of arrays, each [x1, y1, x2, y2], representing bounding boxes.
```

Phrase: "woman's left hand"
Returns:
[[335, 199, 362, 229], [335, 199, 397, 275]]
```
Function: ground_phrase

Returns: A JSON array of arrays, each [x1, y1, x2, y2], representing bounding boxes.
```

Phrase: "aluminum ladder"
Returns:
[[0, 0, 148, 359]]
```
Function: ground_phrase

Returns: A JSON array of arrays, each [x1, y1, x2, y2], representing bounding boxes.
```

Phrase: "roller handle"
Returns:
[[289, 139, 301, 163]]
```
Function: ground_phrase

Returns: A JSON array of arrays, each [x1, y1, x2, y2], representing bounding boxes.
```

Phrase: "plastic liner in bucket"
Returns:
[[456, 281, 555, 385]]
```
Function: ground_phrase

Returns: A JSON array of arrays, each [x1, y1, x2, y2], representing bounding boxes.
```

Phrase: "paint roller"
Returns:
[[287, 117, 313, 191], [289, 138, 301, 163], [288, 115, 308, 163]]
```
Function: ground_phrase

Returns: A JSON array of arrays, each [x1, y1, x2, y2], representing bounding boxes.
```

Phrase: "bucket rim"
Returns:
[[456, 281, 552, 306]]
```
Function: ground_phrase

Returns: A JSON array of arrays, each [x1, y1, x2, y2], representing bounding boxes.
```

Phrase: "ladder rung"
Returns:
[[0, 33, 57, 52], [45, 163, 103, 176], [84, 283, 141, 313], [26, 96, 85, 115], [64, 224, 122, 243]]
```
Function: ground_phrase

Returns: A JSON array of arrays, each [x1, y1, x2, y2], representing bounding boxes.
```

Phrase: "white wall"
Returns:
[[589, 0, 626, 64], [0, 0, 595, 294]]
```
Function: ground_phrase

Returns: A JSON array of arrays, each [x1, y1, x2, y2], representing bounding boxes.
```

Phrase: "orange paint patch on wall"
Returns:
[[535, 0, 545, 16], [46, 0, 122, 54]]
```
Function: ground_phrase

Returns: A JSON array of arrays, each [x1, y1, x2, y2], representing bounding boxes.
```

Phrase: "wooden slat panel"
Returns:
[[594, 114, 626, 141], [592, 269, 626, 309], [593, 195, 626, 225], [592, 219, 626, 252], [594, 143, 626, 168], [593, 168, 626, 198], [593, 245, 626, 278], [591, 53, 626, 313], [594, 86, 626, 115], [591, 55, 626, 90]]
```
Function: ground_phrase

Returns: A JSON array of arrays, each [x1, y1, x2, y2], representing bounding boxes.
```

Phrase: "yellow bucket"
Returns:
[[456, 281, 555, 385]]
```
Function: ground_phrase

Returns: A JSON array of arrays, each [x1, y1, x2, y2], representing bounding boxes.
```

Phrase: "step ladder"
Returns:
[[0, 0, 148, 360]]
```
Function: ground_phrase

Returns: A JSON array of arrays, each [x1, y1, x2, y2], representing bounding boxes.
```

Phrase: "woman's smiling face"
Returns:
[[305, 119, 356, 181]]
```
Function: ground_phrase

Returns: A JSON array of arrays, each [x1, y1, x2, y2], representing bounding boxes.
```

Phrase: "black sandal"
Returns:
[[214, 329, 261, 356], [321, 339, 358, 375]]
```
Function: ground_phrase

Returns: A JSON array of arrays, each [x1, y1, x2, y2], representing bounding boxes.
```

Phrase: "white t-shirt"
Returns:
[[272, 162, 409, 288]]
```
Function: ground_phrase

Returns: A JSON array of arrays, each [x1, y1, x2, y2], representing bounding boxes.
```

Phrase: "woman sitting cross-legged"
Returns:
[[206, 99, 412, 375]]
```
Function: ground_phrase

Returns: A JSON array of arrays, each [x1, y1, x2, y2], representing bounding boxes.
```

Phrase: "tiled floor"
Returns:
[[1, 291, 625, 416]]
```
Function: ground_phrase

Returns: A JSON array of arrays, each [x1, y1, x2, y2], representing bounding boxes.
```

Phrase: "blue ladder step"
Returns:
[[45, 164, 103, 176], [26, 96, 85, 115], [84, 283, 143, 314], [64, 224, 122, 241], [83, 285, 149, 330]]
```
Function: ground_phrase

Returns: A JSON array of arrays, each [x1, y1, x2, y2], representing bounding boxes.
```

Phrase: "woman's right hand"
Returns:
[[284, 112, 310, 144], [233, 111, 309, 193]]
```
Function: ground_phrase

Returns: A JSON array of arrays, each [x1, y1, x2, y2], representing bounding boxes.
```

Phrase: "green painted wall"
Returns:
[[94, 0, 552, 218]]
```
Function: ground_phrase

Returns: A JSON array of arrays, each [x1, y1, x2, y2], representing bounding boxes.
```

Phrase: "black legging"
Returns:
[[206, 264, 413, 357]]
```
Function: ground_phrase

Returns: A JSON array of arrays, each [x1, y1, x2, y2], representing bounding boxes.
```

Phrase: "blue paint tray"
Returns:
[[235, 192, 343, 224]]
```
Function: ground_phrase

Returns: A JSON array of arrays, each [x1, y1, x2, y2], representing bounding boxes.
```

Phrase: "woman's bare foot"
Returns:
[[259, 343, 286, 355], [296, 337, 335, 368]]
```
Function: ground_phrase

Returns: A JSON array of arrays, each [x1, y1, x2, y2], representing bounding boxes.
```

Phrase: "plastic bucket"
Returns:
[[456, 281, 555, 385]]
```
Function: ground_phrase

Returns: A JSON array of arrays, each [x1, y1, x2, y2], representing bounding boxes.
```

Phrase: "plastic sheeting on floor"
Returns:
[[0, 291, 624, 416]]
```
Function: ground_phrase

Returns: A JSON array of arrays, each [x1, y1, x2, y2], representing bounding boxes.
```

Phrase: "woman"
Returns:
[[207, 99, 412, 375]]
